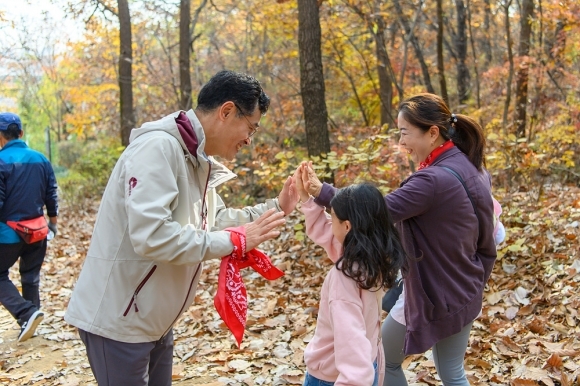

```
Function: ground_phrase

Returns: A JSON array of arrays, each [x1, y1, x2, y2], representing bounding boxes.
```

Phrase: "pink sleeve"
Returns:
[[492, 196, 502, 217], [329, 272, 375, 385], [300, 198, 343, 263], [492, 196, 506, 245]]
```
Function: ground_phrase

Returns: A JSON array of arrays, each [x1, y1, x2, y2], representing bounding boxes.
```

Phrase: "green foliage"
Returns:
[[485, 100, 580, 189], [220, 129, 406, 208], [312, 133, 400, 191], [57, 139, 124, 208]]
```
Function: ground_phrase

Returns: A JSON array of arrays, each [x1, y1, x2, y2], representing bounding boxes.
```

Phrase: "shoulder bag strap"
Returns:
[[440, 166, 478, 220]]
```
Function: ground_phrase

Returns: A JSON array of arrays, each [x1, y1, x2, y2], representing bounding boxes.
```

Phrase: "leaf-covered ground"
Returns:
[[1, 184, 579, 386]]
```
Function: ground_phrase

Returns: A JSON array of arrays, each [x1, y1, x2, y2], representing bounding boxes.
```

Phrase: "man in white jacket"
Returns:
[[65, 71, 298, 385]]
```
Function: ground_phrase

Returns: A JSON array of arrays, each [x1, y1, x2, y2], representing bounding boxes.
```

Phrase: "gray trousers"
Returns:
[[381, 313, 473, 386], [79, 328, 174, 386]]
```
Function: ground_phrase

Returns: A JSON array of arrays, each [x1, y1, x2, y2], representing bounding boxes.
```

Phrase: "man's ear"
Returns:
[[219, 101, 236, 121], [19, 130, 24, 139]]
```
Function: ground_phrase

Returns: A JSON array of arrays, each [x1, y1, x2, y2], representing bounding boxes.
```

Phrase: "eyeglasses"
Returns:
[[233, 102, 259, 138]]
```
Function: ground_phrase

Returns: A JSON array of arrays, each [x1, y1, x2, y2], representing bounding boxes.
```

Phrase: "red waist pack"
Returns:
[[6, 216, 49, 244]]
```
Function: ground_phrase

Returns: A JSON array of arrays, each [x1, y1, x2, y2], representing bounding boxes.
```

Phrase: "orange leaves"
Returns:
[[528, 317, 546, 334], [511, 379, 539, 386], [544, 353, 563, 369]]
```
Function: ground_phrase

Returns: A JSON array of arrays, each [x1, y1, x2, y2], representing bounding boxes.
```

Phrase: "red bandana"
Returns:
[[418, 140, 455, 170], [214, 226, 285, 347]]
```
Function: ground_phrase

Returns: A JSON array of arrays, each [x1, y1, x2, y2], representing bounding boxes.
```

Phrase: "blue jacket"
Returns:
[[0, 139, 58, 244]]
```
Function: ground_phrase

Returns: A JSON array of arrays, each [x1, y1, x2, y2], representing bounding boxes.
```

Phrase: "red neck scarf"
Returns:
[[214, 226, 285, 347], [418, 140, 455, 170]]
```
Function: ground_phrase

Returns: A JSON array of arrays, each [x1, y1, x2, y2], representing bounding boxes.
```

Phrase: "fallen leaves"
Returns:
[[0, 184, 579, 385]]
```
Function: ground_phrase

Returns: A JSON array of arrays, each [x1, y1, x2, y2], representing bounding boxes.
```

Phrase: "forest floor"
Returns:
[[1, 184, 579, 386]]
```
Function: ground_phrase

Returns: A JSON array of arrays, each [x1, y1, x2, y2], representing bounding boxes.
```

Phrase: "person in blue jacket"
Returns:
[[0, 112, 58, 342]]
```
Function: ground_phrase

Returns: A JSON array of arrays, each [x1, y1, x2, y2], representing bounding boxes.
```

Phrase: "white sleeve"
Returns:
[[125, 135, 233, 264]]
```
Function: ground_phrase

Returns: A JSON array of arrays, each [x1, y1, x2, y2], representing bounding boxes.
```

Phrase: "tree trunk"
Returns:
[[437, 0, 448, 104], [466, 0, 480, 108], [393, 0, 434, 94], [544, 19, 566, 94], [502, 0, 514, 131], [297, 0, 331, 160], [118, 0, 135, 146], [514, 0, 534, 138], [345, 1, 397, 126], [454, 0, 470, 104], [374, 16, 394, 126], [179, 0, 192, 111], [482, 0, 492, 65]]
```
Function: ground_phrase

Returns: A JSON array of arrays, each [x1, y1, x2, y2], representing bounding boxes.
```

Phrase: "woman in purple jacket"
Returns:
[[298, 93, 497, 386]]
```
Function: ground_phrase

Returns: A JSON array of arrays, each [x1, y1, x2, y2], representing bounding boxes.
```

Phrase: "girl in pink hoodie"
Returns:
[[294, 169, 405, 386]]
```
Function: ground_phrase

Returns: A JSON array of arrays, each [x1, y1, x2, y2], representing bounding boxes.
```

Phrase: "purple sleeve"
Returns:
[[313, 182, 338, 208]]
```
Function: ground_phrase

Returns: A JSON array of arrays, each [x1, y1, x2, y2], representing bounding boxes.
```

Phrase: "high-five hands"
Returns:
[[299, 161, 323, 198], [243, 208, 286, 251], [293, 165, 311, 203]]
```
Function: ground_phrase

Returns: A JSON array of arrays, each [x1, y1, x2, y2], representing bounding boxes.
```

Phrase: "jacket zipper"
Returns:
[[160, 159, 211, 338], [200, 161, 211, 231], [123, 265, 157, 316], [161, 263, 202, 338]]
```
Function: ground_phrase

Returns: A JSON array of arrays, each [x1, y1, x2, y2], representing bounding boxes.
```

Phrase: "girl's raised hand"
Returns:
[[293, 165, 311, 203], [301, 161, 323, 198]]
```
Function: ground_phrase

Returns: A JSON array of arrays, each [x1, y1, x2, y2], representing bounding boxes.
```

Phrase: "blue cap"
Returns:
[[0, 113, 22, 131]]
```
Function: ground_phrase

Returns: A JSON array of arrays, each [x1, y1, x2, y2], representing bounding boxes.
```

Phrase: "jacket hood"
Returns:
[[129, 110, 201, 156], [129, 110, 236, 188]]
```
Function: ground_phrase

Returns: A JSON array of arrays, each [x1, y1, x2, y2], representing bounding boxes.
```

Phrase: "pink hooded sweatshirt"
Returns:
[[301, 198, 385, 386]]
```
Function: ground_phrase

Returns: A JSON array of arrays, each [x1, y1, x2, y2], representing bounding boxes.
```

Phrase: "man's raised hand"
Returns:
[[243, 208, 286, 251], [278, 176, 300, 215]]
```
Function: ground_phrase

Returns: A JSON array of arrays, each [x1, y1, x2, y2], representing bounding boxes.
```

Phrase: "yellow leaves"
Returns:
[[507, 237, 527, 252], [294, 223, 305, 241]]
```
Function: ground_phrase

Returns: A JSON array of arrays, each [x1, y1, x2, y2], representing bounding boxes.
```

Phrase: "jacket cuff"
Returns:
[[313, 182, 337, 208], [265, 198, 282, 212]]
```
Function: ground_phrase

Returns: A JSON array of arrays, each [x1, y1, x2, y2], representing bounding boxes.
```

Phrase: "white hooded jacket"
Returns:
[[65, 110, 281, 343]]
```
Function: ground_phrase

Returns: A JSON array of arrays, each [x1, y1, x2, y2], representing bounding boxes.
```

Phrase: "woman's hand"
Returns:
[[300, 161, 323, 198]]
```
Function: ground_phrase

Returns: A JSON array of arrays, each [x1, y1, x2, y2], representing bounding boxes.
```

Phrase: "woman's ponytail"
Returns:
[[449, 114, 486, 170]]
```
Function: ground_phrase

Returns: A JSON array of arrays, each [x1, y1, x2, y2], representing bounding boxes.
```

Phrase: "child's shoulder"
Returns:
[[327, 267, 359, 295]]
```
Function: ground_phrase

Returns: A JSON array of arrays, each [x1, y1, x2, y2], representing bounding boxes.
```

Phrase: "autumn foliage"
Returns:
[[0, 0, 579, 385]]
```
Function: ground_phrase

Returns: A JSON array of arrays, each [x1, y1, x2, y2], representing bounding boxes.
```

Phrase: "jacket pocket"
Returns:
[[123, 265, 157, 317]]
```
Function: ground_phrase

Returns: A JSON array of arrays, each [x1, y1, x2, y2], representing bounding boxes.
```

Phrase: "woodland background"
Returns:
[[0, 0, 579, 385]]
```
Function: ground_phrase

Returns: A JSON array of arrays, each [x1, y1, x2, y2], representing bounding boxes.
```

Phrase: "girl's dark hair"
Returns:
[[398, 93, 486, 170], [330, 183, 405, 290]]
